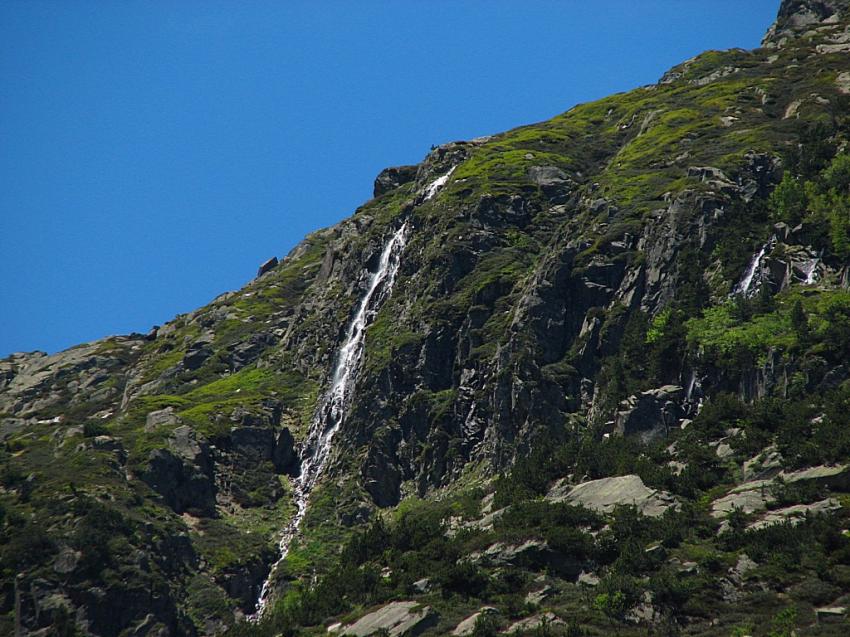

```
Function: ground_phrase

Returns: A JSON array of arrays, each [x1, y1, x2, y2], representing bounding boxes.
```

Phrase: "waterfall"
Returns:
[[803, 256, 820, 285], [685, 369, 704, 413], [686, 370, 697, 401], [251, 221, 410, 618], [251, 165, 455, 619], [733, 241, 771, 296], [423, 166, 456, 201]]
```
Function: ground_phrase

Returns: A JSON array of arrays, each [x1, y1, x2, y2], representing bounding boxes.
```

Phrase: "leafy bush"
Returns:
[[0, 521, 56, 570], [769, 172, 807, 224], [471, 613, 500, 637], [71, 498, 133, 576], [437, 561, 489, 598], [83, 421, 108, 437]]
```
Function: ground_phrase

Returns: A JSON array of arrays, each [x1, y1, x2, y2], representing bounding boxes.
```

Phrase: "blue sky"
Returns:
[[0, 1, 778, 357]]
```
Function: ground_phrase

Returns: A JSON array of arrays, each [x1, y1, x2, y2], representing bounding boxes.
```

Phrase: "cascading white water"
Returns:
[[804, 257, 820, 285], [251, 221, 410, 618], [251, 166, 455, 619], [734, 241, 770, 296], [686, 370, 697, 402], [685, 369, 704, 412], [423, 166, 455, 201]]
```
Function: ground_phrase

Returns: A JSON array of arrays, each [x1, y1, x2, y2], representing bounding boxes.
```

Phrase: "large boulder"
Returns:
[[474, 193, 533, 229], [815, 606, 848, 623], [230, 426, 275, 461], [730, 463, 850, 496], [145, 407, 181, 432], [228, 423, 298, 476], [712, 464, 849, 522], [373, 165, 418, 197], [748, 498, 841, 531], [614, 385, 684, 443], [527, 165, 574, 203], [780, 464, 850, 489], [452, 607, 498, 636], [711, 489, 773, 519], [225, 332, 276, 370], [256, 256, 278, 278], [548, 475, 678, 517], [182, 343, 213, 371], [342, 601, 438, 637], [230, 401, 282, 428], [505, 613, 565, 634], [470, 539, 581, 578], [92, 435, 127, 464], [742, 446, 784, 481], [138, 425, 216, 516], [52, 547, 82, 575]]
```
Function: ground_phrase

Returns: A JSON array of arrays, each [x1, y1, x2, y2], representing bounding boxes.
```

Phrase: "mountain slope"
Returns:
[[4, 1, 850, 635]]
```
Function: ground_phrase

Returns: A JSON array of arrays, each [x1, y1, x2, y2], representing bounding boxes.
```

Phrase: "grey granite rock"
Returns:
[[452, 607, 498, 636], [548, 474, 678, 517], [342, 601, 438, 637]]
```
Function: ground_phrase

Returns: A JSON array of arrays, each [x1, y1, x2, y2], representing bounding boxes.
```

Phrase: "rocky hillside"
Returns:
[[4, 1, 850, 635]]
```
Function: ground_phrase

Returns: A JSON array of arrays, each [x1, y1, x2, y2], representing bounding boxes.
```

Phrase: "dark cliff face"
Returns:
[[764, 0, 850, 45], [4, 1, 850, 635]]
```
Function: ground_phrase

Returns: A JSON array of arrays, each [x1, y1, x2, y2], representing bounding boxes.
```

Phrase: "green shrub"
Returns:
[[83, 421, 108, 437], [823, 152, 850, 193], [768, 606, 798, 637], [437, 561, 489, 599], [471, 613, 500, 637], [769, 172, 807, 224], [71, 498, 132, 576], [0, 521, 56, 570]]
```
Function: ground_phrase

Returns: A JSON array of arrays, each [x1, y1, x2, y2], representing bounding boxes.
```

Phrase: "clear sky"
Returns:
[[1, 1, 779, 357]]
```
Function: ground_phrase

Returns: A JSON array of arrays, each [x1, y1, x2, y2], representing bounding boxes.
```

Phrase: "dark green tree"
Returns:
[[790, 299, 809, 345], [769, 172, 807, 224]]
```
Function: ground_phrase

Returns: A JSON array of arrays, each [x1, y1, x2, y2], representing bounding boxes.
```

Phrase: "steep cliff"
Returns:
[[4, 1, 850, 635]]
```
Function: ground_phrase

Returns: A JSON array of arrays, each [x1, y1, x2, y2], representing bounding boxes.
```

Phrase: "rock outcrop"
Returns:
[[471, 539, 581, 578], [374, 165, 418, 197], [452, 607, 499, 637], [763, 0, 850, 47], [548, 475, 678, 517], [614, 385, 684, 443], [342, 601, 438, 637], [138, 425, 216, 516], [257, 256, 279, 278]]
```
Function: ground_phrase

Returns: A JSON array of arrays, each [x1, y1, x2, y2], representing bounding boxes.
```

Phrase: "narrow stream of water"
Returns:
[[251, 221, 409, 617], [251, 167, 455, 618], [734, 241, 770, 296]]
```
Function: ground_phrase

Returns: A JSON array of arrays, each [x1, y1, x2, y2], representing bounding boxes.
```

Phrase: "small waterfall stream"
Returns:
[[251, 167, 455, 618], [803, 254, 821, 285], [686, 369, 697, 402], [251, 221, 409, 617], [423, 165, 455, 201], [733, 241, 771, 296]]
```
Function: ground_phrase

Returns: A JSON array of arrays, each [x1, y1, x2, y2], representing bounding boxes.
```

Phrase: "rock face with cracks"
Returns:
[[342, 601, 439, 637], [547, 474, 678, 517]]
